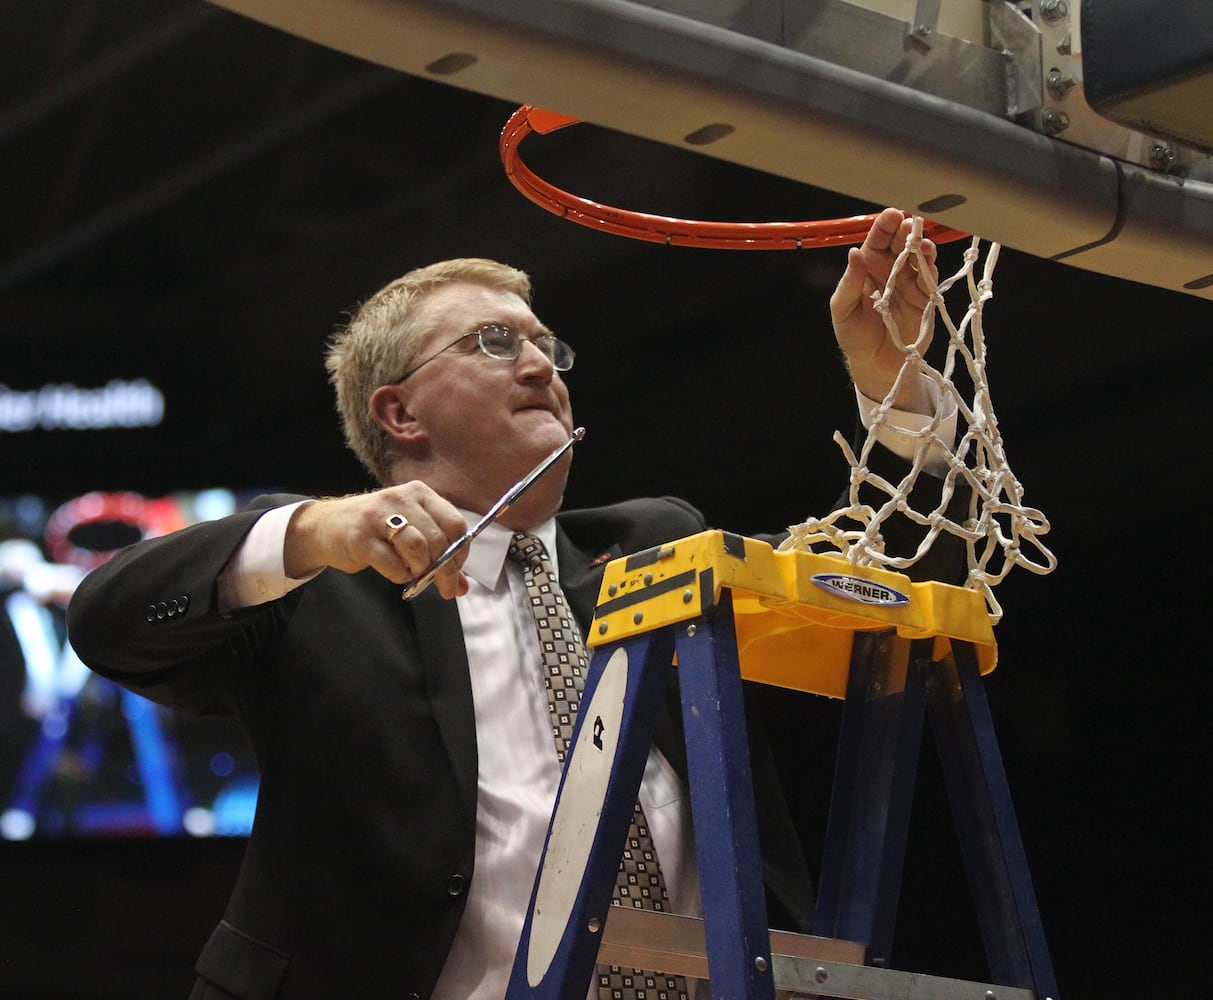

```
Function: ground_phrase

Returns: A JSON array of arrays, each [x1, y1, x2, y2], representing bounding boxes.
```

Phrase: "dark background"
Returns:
[[2, 2, 1211, 997]]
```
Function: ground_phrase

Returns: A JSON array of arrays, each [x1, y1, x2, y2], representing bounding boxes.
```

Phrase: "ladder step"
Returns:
[[597, 907, 863, 981], [771, 953, 1038, 1000], [598, 909, 1039, 1000]]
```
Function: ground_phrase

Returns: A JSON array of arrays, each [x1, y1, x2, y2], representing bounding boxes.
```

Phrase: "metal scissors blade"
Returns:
[[400, 426, 586, 600]]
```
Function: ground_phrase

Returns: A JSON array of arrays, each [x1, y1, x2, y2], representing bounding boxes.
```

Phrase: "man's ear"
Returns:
[[370, 384, 426, 449]]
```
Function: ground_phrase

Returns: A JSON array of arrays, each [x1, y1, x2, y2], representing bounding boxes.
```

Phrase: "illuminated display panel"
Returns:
[[1, 488, 262, 840]]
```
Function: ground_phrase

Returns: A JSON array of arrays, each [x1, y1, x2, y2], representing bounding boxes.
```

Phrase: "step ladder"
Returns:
[[505, 530, 1059, 1000]]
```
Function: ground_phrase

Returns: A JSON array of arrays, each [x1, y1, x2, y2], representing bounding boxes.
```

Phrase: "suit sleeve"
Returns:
[[65, 497, 303, 717], [855, 438, 970, 584]]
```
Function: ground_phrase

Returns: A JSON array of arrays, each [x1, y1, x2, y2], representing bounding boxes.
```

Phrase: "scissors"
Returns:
[[400, 427, 586, 600]]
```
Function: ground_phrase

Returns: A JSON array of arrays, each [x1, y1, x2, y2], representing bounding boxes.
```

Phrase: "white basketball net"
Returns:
[[780, 218, 1057, 623]]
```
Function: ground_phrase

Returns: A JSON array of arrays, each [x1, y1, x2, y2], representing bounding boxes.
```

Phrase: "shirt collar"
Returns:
[[458, 511, 559, 592]]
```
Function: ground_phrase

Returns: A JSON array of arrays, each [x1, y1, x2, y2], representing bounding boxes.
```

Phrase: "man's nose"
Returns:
[[514, 338, 555, 381]]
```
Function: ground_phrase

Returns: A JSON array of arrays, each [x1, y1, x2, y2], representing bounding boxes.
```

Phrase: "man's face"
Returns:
[[395, 281, 575, 518]]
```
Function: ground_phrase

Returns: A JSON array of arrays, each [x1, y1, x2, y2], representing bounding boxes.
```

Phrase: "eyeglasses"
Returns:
[[392, 323, 576, 383]]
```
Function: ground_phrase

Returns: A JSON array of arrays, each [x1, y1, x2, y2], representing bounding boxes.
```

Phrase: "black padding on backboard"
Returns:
[[1081, 0, 1213, 151]]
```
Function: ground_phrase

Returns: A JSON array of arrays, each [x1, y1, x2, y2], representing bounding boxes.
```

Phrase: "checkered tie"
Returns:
[[508, 533, 690, 1000]]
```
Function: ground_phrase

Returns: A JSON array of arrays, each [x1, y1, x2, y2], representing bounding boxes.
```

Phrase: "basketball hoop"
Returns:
[[500, 106, 1053, 617], [500, 105, 969, 250]]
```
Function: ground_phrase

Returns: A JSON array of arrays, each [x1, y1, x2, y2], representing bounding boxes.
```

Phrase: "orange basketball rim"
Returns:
[[500, 105, 968, 250]]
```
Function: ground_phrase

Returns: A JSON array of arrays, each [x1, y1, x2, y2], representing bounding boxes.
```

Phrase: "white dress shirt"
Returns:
[[430, 517, 700, 1000]]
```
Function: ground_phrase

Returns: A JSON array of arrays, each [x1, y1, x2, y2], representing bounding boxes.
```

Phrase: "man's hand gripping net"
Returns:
[[781, 219, 1057, 622]]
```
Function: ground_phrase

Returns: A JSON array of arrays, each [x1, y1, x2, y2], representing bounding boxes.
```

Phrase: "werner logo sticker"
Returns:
[[812, 573, 910, 607]]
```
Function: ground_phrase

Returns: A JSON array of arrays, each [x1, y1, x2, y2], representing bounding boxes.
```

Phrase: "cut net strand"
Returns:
[[780, 218, 1057, 622]]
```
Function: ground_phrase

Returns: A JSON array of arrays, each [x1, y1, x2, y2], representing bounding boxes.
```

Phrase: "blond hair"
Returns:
[[326, 259, 532, 483]]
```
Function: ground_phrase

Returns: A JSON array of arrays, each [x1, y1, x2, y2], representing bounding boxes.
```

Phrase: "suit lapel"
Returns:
[[408, 587, 478, 828], [555, 528, 620, 635]]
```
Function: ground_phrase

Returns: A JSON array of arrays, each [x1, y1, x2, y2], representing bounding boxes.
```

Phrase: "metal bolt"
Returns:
[[1150, 143, 1178, 171], [643, 573, 653, 586], [686, 624, 697, 638], [587, 917, 601, 933], [682, 589, 694, 603], [1040, 0, 1068, 24], [754, 956, 768, 973], [985, 992, 996, 1000], [1041, 107, 1070, 135], [608, 584, 618, 596], [1046, 68, 1076, 99], [815, 967, 829, 984], [633, 612, 644, 625], [598, 622, 608, 635]]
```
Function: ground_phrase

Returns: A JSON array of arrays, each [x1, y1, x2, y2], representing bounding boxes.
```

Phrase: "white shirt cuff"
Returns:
[[855, 386, 958, 479], [217, 500, 320, 613]]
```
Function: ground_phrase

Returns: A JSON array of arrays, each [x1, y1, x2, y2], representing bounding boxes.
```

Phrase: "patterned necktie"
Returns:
[[508, 533, 690, 1000]]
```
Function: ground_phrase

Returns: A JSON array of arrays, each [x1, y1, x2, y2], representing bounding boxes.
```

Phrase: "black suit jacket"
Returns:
[[67, 495, 817, 1000]]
